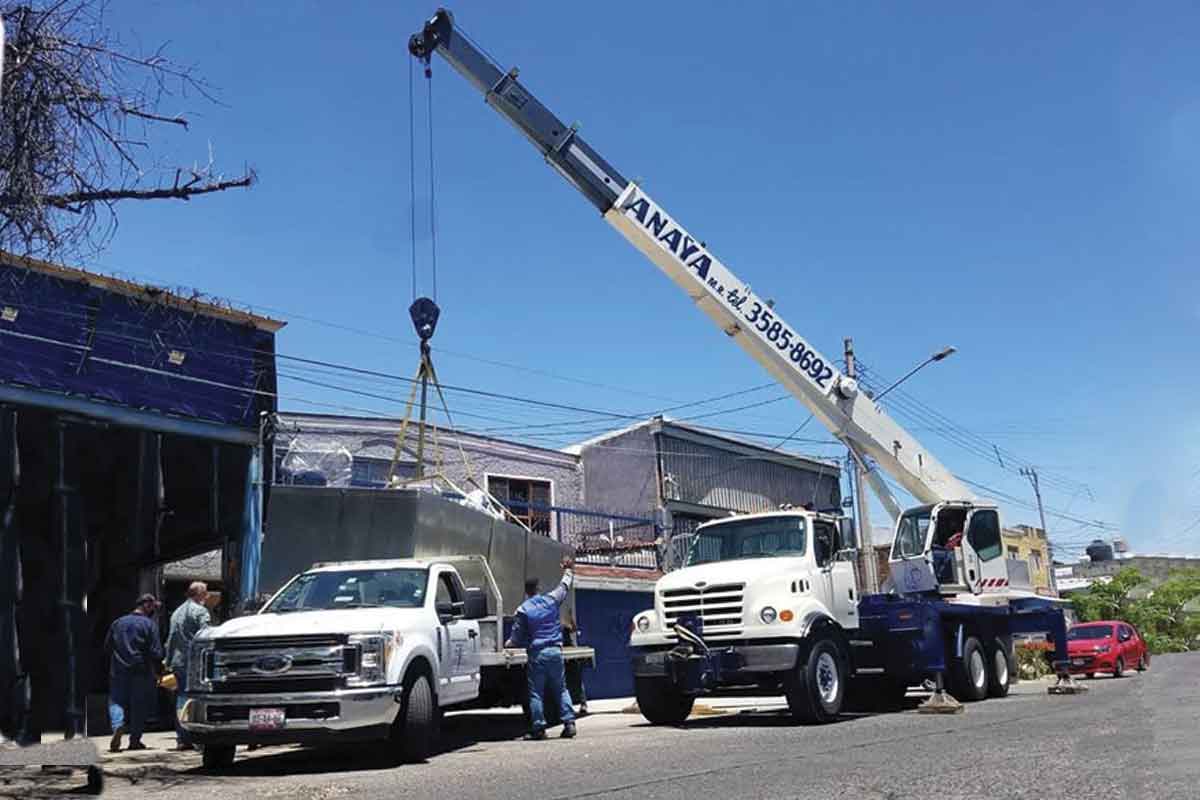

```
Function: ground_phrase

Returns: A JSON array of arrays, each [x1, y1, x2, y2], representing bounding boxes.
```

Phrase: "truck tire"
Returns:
[[784, 636, 846, 724], [86, 766, 104, 795], [393, 672, 438, 762], [952, 636, 989, 702], [987, 637, 1014, 698], [201, 744, 236, 771], [634, 677, 694, 725]]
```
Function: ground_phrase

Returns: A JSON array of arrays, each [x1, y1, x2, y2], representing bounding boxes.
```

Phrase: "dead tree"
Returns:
[[0, 1, 255, 259]]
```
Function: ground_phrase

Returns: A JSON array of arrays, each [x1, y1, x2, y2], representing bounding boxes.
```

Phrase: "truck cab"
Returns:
[[888, 502, 1026, 600], [629, 509, 860, 724]]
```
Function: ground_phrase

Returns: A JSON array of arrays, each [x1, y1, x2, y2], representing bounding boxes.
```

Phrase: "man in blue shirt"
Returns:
[[505, 557, 577, 740], [103, 594, 164, 752]]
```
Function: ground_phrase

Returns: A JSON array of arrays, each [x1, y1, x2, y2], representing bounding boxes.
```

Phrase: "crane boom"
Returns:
[[409, 9, 975, 508]]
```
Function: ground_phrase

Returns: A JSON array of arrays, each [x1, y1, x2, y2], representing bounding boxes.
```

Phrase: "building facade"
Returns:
[[1002, 524, 1053, 595], [572, 416, 842, 568]]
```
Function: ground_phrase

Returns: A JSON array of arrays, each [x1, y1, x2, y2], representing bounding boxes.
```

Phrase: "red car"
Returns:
[[1066, 620, 1150, 678]]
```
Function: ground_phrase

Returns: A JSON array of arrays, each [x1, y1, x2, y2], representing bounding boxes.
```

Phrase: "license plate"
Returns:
[[248, 708, 285, 731], [1071, 658, 1085, 666]]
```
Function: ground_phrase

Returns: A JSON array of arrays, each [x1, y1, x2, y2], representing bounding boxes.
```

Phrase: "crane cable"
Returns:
[[408, 53, 440, 302], [408, 56, 418, 301]]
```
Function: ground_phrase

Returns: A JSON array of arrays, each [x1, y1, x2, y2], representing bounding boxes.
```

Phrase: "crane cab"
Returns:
[[888, 501, 1014, 601]]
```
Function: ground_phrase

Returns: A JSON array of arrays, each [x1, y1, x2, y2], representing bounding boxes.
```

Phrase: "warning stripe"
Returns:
[[979, 578, 1011, 590]]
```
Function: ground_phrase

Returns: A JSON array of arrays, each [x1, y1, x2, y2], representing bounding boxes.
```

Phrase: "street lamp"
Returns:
[[872, 346, 956, 401]]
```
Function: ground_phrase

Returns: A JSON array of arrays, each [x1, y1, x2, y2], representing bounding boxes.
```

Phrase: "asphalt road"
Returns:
[[84, 652, 1200, 800]]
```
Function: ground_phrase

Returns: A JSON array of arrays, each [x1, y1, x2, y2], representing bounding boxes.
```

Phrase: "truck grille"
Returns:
[[209, 634, 353, 693], [660, 582, 745, 638]]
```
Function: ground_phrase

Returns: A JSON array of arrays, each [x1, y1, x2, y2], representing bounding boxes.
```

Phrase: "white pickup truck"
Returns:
[[179, 555, 592, 769]]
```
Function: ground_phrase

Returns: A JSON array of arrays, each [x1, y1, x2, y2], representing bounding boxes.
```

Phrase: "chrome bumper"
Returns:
[[632, 641, 800, 678], [180, 686, 400, 746]]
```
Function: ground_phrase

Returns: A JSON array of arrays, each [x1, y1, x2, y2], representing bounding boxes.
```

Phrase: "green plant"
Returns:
[[1015, 640, 1055, 680]]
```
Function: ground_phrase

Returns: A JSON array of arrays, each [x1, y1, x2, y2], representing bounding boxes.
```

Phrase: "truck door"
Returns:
[[813, 520, 857, 628], [434, 570, 481, 705], [961, 508, 1006, 594]]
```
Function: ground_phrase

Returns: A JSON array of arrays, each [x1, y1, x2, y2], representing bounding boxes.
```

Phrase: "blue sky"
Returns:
[[93, 1, 1199, 558]]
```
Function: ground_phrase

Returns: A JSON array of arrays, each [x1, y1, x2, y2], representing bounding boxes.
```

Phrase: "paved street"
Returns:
[[74, 653, 1198, 799]]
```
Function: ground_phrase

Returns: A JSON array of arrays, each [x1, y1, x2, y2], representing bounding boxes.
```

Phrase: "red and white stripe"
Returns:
[[979, 577, 1010, 590]]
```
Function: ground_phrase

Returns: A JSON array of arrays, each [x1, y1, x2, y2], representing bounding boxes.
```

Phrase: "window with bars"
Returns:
[[487, 475, 553, 536]]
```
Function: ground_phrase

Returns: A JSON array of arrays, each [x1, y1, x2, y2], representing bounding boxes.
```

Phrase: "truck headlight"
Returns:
[[347, 633, 398, 687], [187, 642, 213, 693], [636, 616, 651, 633], [760, 607, 778, 624]]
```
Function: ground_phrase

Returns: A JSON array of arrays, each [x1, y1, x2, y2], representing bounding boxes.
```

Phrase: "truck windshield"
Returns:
[[687, 517, 807, 566], [264, 568, 429, 613], [1068, 625, 1113, 641]]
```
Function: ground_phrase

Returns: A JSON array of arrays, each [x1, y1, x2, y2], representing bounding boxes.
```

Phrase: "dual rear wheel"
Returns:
[[952, 635, 1013, 702]]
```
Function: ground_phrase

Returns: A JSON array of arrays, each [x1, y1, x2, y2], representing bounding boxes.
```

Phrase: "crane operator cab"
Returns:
[[888, 502, 1012, 601]]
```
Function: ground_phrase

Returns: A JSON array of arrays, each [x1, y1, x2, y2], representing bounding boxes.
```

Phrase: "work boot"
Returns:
[[108, 725, 125, 753], [127, 741, 149, 751], [561, 722, 577, 739], [523, 730, 547, 741]]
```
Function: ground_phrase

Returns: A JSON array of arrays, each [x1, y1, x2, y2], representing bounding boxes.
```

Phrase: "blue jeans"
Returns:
[[527, 646, 575, 733], [173, 669, 190, 746], [108, 669, 154, 744]]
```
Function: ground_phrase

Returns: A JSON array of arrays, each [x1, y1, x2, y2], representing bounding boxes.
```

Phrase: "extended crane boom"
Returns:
[[409, 9, 973, 512]]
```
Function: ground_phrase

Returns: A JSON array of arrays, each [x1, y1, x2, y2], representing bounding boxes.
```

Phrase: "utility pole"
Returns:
[[1020, 466, 1057, 596], [844, 338, 878, 594]]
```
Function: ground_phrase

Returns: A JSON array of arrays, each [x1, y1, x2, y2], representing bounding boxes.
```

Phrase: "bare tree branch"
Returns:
[[0, 0, 254, 259], [44, 169, 255, 205]]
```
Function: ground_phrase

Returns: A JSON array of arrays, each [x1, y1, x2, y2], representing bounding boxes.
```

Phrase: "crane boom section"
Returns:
[[410, 9, 975, 505]]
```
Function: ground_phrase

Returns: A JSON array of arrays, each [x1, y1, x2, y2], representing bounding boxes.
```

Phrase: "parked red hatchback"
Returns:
[[1066, 620, 1150, 678]]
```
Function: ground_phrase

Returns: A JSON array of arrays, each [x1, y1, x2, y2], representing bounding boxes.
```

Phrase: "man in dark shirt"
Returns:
[[103, 594, 163, 752]]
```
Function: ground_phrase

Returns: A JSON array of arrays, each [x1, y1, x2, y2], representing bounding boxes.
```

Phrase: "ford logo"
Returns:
[[252, 654, 293, 675]]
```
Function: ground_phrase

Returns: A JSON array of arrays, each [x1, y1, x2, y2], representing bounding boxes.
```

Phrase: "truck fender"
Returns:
[[396, 643, 440, 697], [798, 610, 842, 642]]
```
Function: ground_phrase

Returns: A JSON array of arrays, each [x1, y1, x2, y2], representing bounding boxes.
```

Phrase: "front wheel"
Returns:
[[634, 677, 695, 725], [784, 637, 846, 724], [1112, 657, 1125, 678], [86, 766, 104, 795], [392, 672, 438, 763], [201, 744, 236, 771]]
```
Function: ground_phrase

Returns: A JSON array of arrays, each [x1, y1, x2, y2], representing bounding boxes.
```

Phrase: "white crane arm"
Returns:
[[410, 8, 975, 507]]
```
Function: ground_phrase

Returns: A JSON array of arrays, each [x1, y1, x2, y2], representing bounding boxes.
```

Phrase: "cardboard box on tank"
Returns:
[[261, 486, 574, 620]]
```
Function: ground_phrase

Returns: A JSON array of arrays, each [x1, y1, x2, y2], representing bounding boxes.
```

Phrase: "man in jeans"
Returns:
[[165, 582, 211, 751], [505, 557, 577, 741], [104, 594, 164, 752]]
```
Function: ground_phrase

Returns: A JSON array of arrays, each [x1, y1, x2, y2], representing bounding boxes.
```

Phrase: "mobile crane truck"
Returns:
[[408, 8, 1084, 725]]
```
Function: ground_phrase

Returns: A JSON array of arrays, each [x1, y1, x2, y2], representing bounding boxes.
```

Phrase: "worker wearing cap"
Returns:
[[505, 557, 577, 740], [103, 594, 164, 752]]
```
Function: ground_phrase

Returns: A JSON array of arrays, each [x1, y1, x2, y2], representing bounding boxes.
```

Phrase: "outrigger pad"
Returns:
[[1047, 674, 1089, 695], [918, 690, 965, 715]]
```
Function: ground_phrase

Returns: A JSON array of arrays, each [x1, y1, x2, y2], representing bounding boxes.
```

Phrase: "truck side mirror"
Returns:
[[435, 601, 456, 622], [464, 587, 488, 620], [838, 517, 858, 552]]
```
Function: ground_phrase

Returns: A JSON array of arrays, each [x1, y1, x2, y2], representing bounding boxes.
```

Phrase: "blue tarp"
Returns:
[[0, 260, 276, 429]]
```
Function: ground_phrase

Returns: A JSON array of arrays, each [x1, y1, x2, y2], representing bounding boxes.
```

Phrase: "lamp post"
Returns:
[[871, 346, 956, 402]]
